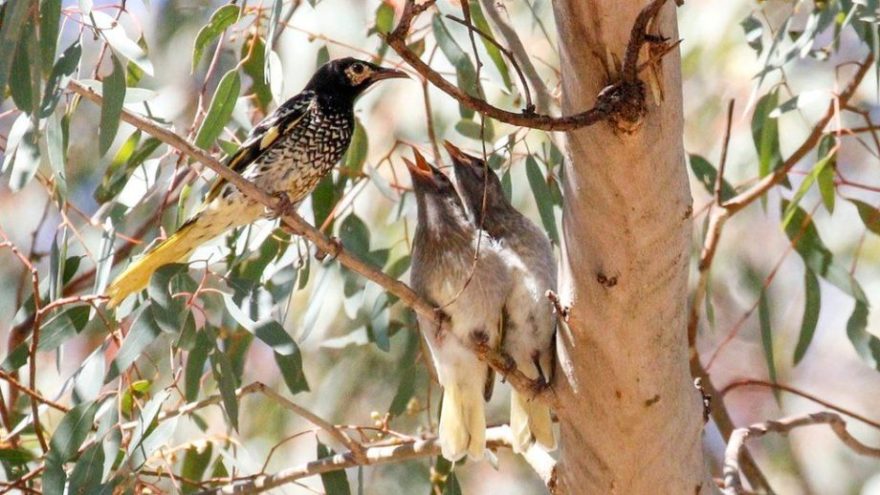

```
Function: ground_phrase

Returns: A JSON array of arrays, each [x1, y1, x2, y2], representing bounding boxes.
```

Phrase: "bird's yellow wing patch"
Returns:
[[203, 102, 312, 203]]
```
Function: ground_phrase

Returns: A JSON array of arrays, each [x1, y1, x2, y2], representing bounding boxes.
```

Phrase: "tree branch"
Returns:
[[723, 412, 880, 494], [66, 79, 551, 404], [384, 0, 676, 131], [199, 426, 554, 495]]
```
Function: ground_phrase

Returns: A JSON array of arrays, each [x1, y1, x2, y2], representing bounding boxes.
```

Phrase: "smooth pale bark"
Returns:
[[551, 1, 709, 493]]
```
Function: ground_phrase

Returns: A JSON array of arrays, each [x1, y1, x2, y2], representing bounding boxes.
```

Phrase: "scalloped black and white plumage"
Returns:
[[105, 58, 407, 308]]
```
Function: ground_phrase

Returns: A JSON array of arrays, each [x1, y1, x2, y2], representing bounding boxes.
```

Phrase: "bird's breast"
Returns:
[[248, 110, 353, 203]]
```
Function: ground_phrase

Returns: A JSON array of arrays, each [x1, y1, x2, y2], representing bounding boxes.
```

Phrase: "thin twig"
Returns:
[[715, 99, 735, 206], [720, 379, 880, 430], [723, 412, 880, 494], [384, 0, 675, 131]]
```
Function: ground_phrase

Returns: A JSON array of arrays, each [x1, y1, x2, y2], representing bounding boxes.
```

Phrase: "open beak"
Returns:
[[370, 66, 409, 83], [404, 148, 435, 184], [443, 140, 476, 170]]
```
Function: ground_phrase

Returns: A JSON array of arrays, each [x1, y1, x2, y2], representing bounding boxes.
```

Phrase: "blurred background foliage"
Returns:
[[0, 0, 878, 493]]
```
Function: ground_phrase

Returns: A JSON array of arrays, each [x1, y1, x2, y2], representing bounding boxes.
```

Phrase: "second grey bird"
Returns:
[[446, 141, 557, 453], [406, 149, 510, 461]]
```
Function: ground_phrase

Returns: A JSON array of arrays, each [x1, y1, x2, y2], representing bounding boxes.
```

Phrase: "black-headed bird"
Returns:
[[105, 58, 407, 308], [406, 149, 510, 461], [445, 141, 557, 454]]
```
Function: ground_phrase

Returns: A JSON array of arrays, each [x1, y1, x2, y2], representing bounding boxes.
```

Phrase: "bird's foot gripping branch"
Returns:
[[385, 0, 681, 132]]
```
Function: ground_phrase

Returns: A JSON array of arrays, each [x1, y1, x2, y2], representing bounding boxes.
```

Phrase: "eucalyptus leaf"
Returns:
[[99, 55, 127, 156], [195, 69, 241, 149]]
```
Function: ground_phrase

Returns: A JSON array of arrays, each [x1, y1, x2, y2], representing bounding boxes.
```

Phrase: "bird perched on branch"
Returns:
[[105, 58, 407, 308], [406, 149, 510, 461], [445, 141, 557, 454]]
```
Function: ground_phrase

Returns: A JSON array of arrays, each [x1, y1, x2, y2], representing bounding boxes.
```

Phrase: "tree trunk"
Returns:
[[551, 1, 709, 493]]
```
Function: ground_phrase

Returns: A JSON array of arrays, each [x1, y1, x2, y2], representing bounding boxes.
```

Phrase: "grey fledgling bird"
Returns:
[[445, 141, 556, 454], [406, 149, 510, 461]]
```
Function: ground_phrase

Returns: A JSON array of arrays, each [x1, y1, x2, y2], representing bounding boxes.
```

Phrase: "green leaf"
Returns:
[[339, 214, 371, 259], [241, 34, 271, 111], [39, 305, 90, 352], [222, 297, 309, 394], [816, 135, 836, 213], [846, 301, 880, 371], [106, 306, 163, 382], [752, 89, 783, 178], [99, 55, 126, 156], [781, 201, 864, 302], [444, 472, 463, 495], [688, 154, 735, 201], [370, 1, 395, 35], [454, 119, 488, 140], [469, 0, 512, 89], [851, 199, 880, 236], [343, 119, 368, 173], [7, 122, 41, 192], [40, 40, 82, 117], [264, 0, 284, 69], [741, 14, 764, 52], [311, 174, 343, 231], [195, 69, 240, 149], [388, 331, 419, 416], [0, 447, 35, 464], [793, 269, 821, 365], [73, 347, 106, 403], [0, 0, 31, 99], [432, 15, 478, 118], [68, 443, 105, 495], [42, 460, 67, 495], [185, 331, 212, 402], [192, 4, 240, 72], [275, 349, 309, 395], [758, 289, 777, 394], [317, 442, 352, 495], [386, 255, 411, 280], [181, 443, 213, 494], [211, 348, 239, 430], [91, 11, 154, 76], [525, 156, 559, 244], [148, 264, 194, 334], [48, 401, 99, 464], [781, 150, 835, 228], [40, 0, 61, 69], [9, 24, 37, 114]]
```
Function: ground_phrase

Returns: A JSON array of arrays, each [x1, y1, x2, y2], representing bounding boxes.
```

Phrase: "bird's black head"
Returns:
[[305, 57, 408, 103], [444, 141, 509, 225], [404, 148, 468, 229]]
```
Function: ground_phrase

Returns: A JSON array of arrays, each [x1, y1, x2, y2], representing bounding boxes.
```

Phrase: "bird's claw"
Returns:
[[644, 33, 669, 44], [315, 236, 343, 262], [530, 376, 550, 397], [271, 192, 295, 219]]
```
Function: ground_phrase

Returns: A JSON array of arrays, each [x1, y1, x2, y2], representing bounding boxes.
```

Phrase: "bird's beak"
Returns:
[[443, 140, 477, 171], [370, 66, 409, 83], [404, 148, 435, 184]]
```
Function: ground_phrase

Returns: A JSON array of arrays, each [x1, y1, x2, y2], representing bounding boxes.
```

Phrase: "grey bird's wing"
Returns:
[[205, 91, 316, 202]]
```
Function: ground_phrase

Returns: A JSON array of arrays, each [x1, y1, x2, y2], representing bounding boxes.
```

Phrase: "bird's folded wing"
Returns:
[[204, 93, 316, 202]]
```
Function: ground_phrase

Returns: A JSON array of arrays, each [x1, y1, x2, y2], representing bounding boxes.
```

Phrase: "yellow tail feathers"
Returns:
[[438, 383, 486, 461], [105, 220, 204, 309], [510, 390, 556, 453]]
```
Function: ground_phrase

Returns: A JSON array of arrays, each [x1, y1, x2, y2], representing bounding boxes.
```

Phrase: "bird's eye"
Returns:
[[352, 63, 365, 74]]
